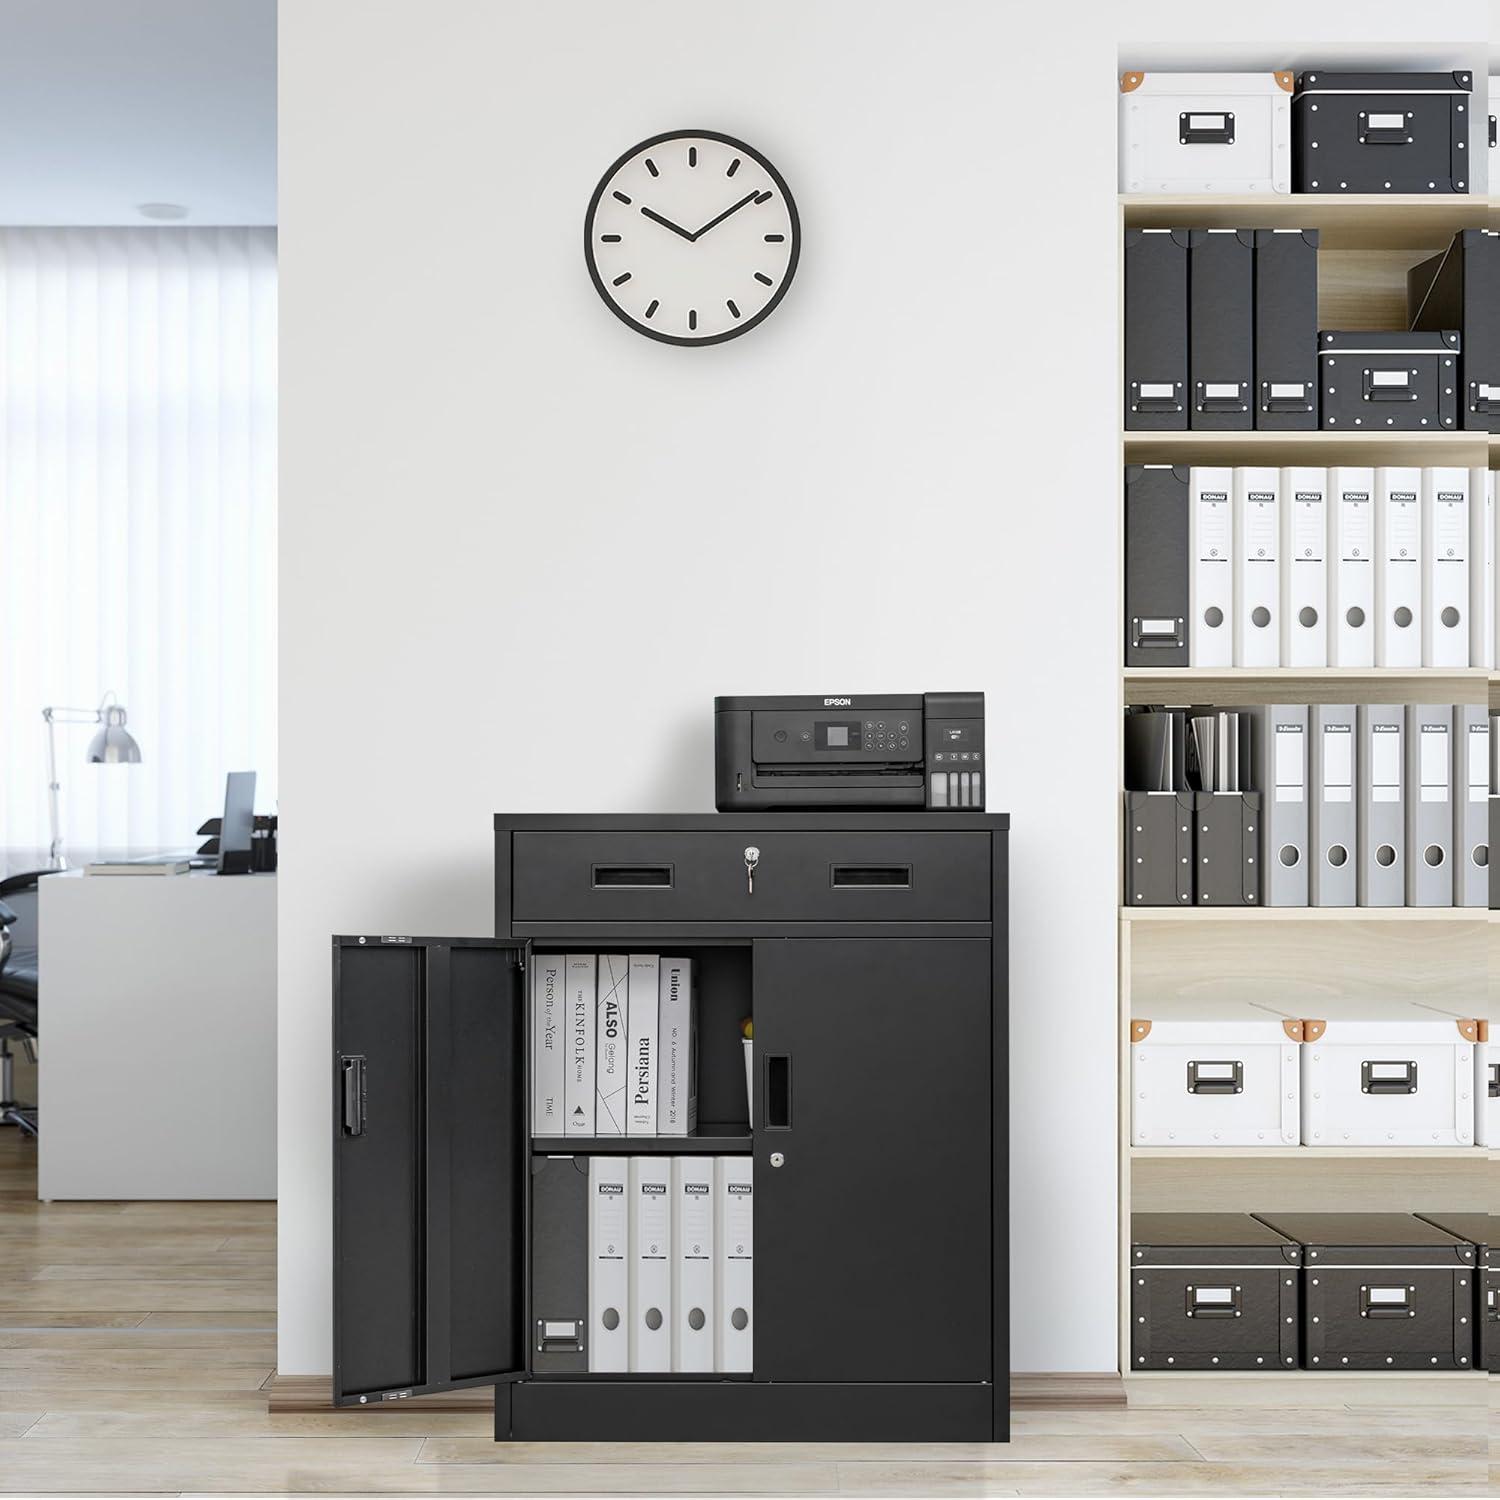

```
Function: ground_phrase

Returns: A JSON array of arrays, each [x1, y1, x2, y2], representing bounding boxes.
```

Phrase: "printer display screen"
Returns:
[[815, 721, 861, 752]]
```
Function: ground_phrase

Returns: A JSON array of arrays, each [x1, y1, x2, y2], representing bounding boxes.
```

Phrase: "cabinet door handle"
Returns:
[[765, 1054, 791, 1129], [341, 1055, 365, 1136]]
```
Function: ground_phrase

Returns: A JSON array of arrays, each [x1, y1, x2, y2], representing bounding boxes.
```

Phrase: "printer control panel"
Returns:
[[752, 710, 923, 762], [924, 716, 985, 809]]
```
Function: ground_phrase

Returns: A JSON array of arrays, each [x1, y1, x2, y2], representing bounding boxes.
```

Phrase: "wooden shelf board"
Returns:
[[1119, 194, 1488, 250], [1130, 1146, 1481, 1160], [1122, 430, 1484, 464], [1120, 906, 1485, 923], [1124, 667, 1485, 706]]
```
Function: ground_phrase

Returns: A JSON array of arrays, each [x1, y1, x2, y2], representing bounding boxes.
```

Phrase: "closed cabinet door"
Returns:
[[753, 937, 994, 1383]]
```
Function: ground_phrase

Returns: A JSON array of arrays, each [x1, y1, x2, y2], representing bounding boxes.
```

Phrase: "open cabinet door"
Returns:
[[332, 937, 525, 1405]]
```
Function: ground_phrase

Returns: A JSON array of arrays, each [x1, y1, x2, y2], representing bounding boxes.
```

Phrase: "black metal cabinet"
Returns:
[[333, 812, 1008, 1441]]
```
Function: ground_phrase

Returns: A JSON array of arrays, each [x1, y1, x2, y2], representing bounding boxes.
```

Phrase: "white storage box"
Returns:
[[1302, 999, 1478, 1147], [1131, 1000, 1301, 1147], [1411, 1002, 1494, 1147], [1120, 70, 1293, 194]]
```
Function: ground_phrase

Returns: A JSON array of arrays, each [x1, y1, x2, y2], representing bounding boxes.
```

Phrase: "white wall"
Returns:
[[279, 0, 1486, 1379]]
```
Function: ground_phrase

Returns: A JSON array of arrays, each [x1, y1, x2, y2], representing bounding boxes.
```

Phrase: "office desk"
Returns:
[[39, 870, 276, 1200]]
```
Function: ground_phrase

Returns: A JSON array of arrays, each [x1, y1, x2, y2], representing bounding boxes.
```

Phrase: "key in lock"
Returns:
[[744, 845, 760, 895]]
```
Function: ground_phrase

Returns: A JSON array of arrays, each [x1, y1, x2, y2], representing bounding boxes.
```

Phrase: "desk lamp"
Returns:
[[41, 692, 143, 869]]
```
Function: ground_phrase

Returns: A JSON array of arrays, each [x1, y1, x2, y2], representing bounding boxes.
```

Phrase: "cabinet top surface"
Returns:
[[493, 812, 1009, 832]]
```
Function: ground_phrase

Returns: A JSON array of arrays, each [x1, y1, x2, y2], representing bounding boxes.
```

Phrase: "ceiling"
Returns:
[[0, 0, 274, 226]]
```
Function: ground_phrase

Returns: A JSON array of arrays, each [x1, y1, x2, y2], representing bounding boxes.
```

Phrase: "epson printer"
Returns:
[[714, 692, 985, 810]]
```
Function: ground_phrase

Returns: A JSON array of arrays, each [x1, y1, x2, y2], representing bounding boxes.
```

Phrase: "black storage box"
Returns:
[[1407, 230, 1499, 433], [1254, 229, 1319, 430], [1189, 229, 1254, 431], [1294, 70, 1474, 193], [1256, 1213, 1476, 1370], [1318, 330, 1460, 431], [1130, 1213, 1300, 1371], [1416, 1213, 1494, 1374], [1124, 465, 1188, 666], [1125, 230, 1189, 430]]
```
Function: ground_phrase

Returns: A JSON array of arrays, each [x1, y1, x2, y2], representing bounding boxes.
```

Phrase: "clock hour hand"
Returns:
[[690, 191, 759, 240], [639, 205, 695, 242]]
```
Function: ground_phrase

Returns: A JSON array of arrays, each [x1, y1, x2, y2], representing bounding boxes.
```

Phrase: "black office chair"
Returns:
[[0, 873, 41, 1137]]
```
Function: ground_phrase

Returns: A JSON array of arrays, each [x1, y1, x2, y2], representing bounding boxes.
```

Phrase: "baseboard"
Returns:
[[1009, 1372, 1126, 1407], [267, 1371, 1124, 1413]]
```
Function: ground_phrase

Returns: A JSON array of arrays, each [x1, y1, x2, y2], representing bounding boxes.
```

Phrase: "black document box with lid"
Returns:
[[1188, 229, 1254, 431], [1318, 330, 1460, 432], [1254, 229, 1319, 429], [1416, 1213, 1495, 1373], [1294, 70, 1474, 193], [1131, 1214, 1300, 1371], [332, 813, 1009, 1443], [1125, 230, 1189, 430], [1407, 230, 1499, 433], [1256, 1213, 1477, 1370]]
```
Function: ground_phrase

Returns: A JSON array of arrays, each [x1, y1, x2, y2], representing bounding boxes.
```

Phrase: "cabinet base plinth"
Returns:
[[505, 1379, 1004, 1442]]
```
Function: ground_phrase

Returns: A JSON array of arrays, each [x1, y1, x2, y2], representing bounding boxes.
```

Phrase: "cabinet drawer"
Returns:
[[510, 831, 990, 924]]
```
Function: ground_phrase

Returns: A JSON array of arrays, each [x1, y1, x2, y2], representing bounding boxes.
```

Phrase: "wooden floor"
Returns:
[[0, 1129, 1492, 1496]]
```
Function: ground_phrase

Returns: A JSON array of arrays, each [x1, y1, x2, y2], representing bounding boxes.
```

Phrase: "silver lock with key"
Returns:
[[744, 845, 760, 895]]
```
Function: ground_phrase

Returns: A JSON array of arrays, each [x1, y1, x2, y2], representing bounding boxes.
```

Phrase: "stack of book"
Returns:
[[532, 954, 698, 1138]]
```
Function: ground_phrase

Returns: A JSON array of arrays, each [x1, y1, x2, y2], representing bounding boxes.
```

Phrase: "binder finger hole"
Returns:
[[1422, 844, 1445, 868], [1250, 606, 1271, 629], [1440, 606, 1460, 629], [1278, 844, 1301, 867], [1204, 606, 1224, 629], [1326, 845, 1348, 868], [1473, 846, 1489, 869], [1298, 606, 1318, 628], [1346, 606, 1365, 628], [601, 1307, 620, 1331], [1375, 844, 1397, 868], [1393, 606, 1413, 629], [644, 1307, 663, 1331]]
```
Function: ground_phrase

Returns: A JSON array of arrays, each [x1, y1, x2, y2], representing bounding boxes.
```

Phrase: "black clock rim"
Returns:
[[583, 128, 801, 348]]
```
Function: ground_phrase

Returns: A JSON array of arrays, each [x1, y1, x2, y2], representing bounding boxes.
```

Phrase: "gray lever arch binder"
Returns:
[[1253, 704, 1309, 907], [1456, 705, 1489, 908], [1310, 704, 1358, 907], [1406, 705, 1454, 908], [1357, 704, 1405, 907]]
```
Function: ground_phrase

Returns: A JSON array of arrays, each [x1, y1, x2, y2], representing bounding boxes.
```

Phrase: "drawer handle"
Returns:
[[591, 864, 673, 889], [830, 864, 912, 889]]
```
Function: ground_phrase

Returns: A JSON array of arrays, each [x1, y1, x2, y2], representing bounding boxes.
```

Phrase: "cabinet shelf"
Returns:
[[1119, 193, 1488, 250], [1123, 667, 1485, 707], [1122, 431, 1484, 465], [530, 1127, 752, 1155], [1129, 1146, 1482, 1160], [1119, 906, 1484, 923]]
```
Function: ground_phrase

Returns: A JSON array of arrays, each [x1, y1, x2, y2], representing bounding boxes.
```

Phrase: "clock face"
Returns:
[[584, 130, 800, 346]]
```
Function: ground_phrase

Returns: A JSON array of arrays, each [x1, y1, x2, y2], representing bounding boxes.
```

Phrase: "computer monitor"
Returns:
[[218, 771, 256, 874]]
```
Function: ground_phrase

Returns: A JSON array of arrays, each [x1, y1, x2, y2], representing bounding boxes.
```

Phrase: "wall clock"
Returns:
[[584, 130, 800, 346]]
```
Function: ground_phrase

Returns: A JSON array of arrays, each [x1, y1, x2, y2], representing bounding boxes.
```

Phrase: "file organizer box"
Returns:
[[1125, 791, 1193, 906], [1130, 1213, 1301, 1371], [1129, 1003, 1301, 1147], [1195, 791, 1262, 907], [1300, 1002, 1478, 1147], [1255, 1213, 1476, 1370], [532, 1156, 590, 1373], [1254, 230, 1319, 429], [1125, 233, 1189, 430], [1293, 71, 1474, 193], [1407, 230, 1498, 433], [1124, 465, 1189, 664], [1189, 230, 1254, 430], [1118, 71, 1292, 194], [1319, 330, 1460, 431], [1416, 1213, 1495, 1373]]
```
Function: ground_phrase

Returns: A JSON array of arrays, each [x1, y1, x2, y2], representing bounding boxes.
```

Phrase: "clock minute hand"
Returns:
[[639, 205, 695, 242], [690, 191, 760, 241]]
